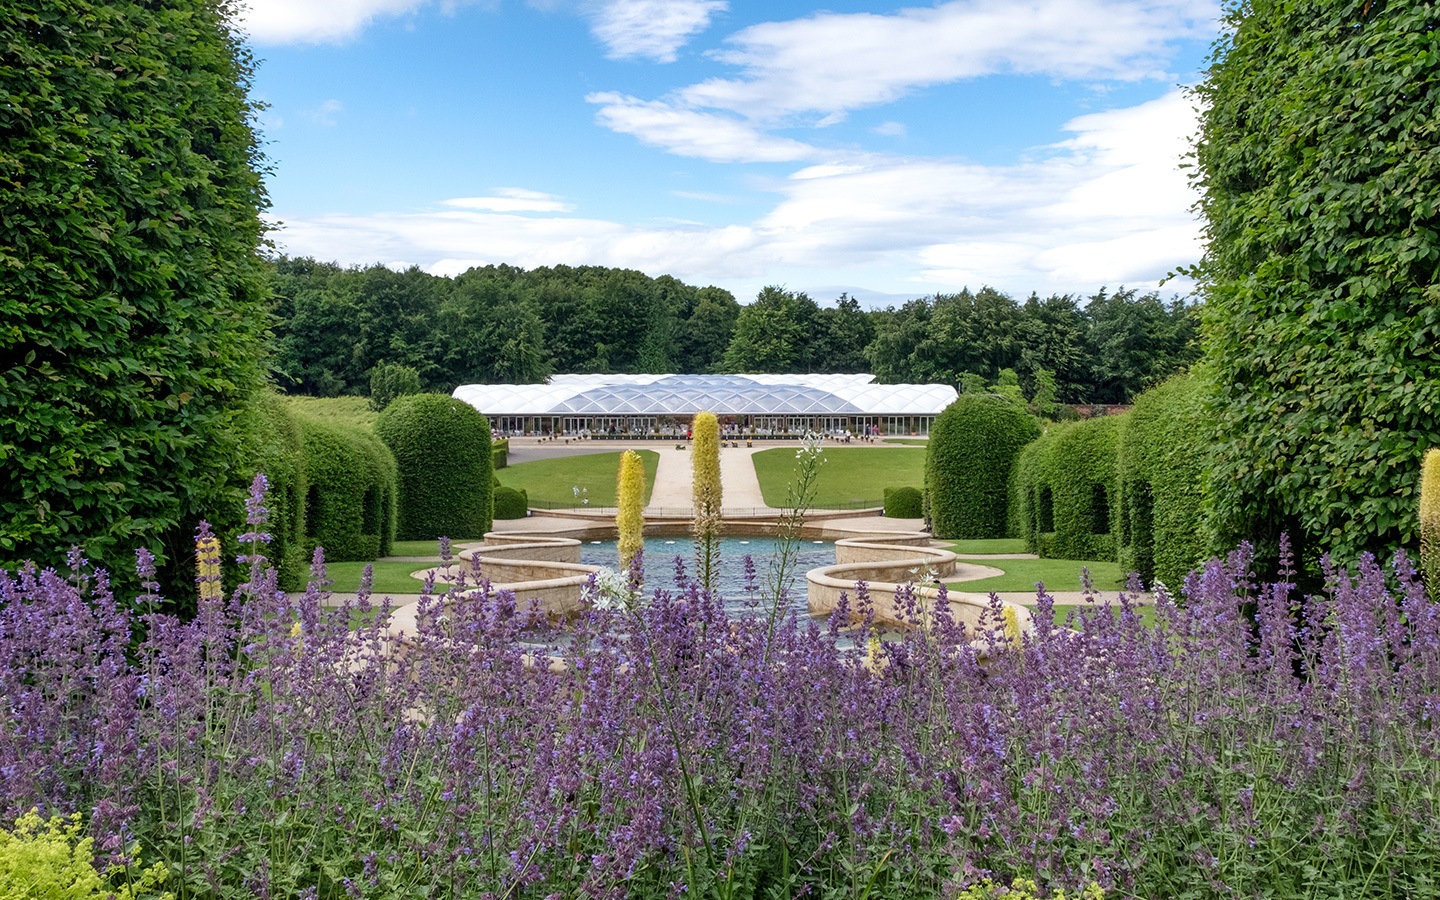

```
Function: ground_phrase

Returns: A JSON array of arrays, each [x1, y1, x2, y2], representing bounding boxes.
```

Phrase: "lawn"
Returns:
[[951, 556, 1126, 593], [498, 450, 659, 507], [752, 446, 925, 508], [1052, 602, 1156, 628], [322, 560, 441, 594], [882, 437, 929, 446], [945, 538, 1028, 554]]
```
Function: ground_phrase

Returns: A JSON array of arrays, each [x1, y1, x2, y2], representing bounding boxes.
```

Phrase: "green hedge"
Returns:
[[883, 486, 923, 519], [925, 396, 1042, 539], [1010, 416, 1124, 560], [368, 362, 421, 412], [493, 486, 529, 520], [1117, 374, 1208, 590], [299, 419, 397, 562], [493, 438, 509, 470], [375, 394, 493, 541], [241, 393, 309, 589]]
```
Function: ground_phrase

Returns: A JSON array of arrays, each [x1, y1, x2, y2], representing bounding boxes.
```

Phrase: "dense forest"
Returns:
[[269, 257, 1200, 405]]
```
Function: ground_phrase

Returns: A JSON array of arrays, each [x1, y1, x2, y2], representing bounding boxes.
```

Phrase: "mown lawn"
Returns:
[[752, 446, 925, 508], [951, 556, 1126, 593], [498, 450, 659, 507], [945, 538, 1028, 554]]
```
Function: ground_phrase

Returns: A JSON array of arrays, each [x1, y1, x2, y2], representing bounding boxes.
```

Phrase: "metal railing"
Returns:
[[524, 500, 884, 515]]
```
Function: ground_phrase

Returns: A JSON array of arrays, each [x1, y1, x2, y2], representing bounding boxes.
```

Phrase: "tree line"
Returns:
[[268, 257, 1200, 405]]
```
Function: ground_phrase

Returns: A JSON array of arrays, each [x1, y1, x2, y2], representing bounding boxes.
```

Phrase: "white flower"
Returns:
[[583, 567, 637, 611]]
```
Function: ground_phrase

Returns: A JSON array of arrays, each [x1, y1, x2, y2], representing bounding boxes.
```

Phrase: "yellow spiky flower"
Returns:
[[196, 535, 223, 602], [691, 411, 723, 591], [1002, 604, 1024, 652], [1422, 449, 1440, 598], [616, 450, 646, 573]]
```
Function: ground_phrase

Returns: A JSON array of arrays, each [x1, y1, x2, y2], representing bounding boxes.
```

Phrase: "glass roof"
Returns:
[[453, 374, 957, 416]]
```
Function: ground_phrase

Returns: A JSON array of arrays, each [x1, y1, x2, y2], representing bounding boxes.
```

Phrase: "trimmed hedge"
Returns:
[[299, 419, 397, 562], [368, 362, 421, 412], [493, 438, 509, 470], [883, 486, 923, 519], [925, 396, 1042, 539], [241, 392, 308, 589], [1010, 416, 1124, 560], [375, 394, 493, 541], [1117, 374, 1208, 590], [493, 486, 529, 520]]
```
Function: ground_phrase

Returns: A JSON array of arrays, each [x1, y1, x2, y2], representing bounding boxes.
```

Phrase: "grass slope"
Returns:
[[498, 450, 659, 507], [752, 446, 925, 508]]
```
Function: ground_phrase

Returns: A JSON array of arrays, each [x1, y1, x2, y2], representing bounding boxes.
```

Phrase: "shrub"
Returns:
[[926, 396, 1042, 539], [376, 394, 493, 541], [0, 810, 167, 900], [492, 486, 528, 520], [882, 486, 923, 519], [239, 392, 308, 589], [1009, 417, 1123, 560], [1116, 375, 1207, 589], [0, 0, 270, 594], [299, 419, 396, 561], [493, 437, 509, 470], [369, 362, 422, 412]]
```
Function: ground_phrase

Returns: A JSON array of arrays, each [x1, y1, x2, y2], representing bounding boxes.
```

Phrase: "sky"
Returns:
[[236, 0, 1225, 306]]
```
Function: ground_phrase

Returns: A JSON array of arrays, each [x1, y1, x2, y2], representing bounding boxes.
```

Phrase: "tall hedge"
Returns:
[[925, 396, 1041, 539], [300, 420, 396, 562], [1010, 417, 1123, 560], [0, 0, 270, 592], [240, 393, 308, 589], [1192, 0, 1440, 569], [375, 394, 493, 541], [1116, 375, 1208, 590]]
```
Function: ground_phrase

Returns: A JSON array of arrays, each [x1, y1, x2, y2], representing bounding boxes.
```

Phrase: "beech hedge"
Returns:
[[375, 394, 493, 541], [299, 420, 396, 562], [241, 393, 308, 589], [1011, 415, 1124, 560], [493, 486, 528, 520], [925, 396, 1041, 539], [1117, 375, 1208, 590]]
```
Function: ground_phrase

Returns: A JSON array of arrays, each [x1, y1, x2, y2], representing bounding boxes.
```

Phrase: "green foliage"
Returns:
[[722, 287, 819, 373], [239, 393, 308, 590], [368, 362, 421, 412], [1192, 0, 1440, 569], [493, 437, 509, 470], [375, 394, 493, 541], [0, 809, 169, 900], [0, 0, 270, 591], [492, 486, 529, 520], [953, 877, 1103, 900], [882, 486, 924, 518], [1117, 374, 1208, 589], [298, 419, 396, 561], [1011, 416, 1124, 560], [926, 396, 1042, 539]]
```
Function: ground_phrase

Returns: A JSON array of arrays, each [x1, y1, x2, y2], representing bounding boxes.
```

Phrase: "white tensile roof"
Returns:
[[453, 374, 957, 417]]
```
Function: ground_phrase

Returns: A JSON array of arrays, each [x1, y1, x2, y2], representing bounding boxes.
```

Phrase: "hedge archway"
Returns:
[[925, 396, 1041, 539], [1009, 416, 1124, 560], [376, 394, 494, 541], [299, 419, 397, 562]]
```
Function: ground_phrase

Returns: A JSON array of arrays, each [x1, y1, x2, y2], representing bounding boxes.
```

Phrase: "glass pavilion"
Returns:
[[453, 374, 958, 439]]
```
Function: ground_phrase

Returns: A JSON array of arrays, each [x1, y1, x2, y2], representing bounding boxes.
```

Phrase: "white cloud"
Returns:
[[235, 0, 477, 45], [442, 189, 575, 213], [305, 99, 345, 126], [269, 91, 1203, 298], [678, 0, 1219, 120], [586, 92, 816, 162], [874, 121, 907, 138], [589, 0, 727, 62]]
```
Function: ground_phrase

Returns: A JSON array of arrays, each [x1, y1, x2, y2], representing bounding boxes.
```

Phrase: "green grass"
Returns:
[[285, 395, 379, 431], [882, 438, 929, 446], [752, 446, 925, 508], [323, 560, 440, 594], [951, 557, 1126, 593], [498, 450, 659, 507], [946, 538, 1028, 555], [386, 539, 485, 557], [1052, 603, 1156, 628]]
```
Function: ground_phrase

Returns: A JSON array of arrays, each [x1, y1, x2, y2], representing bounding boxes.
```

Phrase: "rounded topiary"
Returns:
[[375, 393, 493, 541], [1117, 374, 1208, 589], [1045, 415, 1124, 561], [241, 392, 308, 589], [883, 486, 923, 518], [299, 419, 396, 562], [493, 486, 529, 520], [925, 396, 1042, 539], [1008, 432, 1053, 553]]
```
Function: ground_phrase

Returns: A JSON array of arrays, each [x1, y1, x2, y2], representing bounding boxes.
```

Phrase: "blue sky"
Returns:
[[238, 0, 1224, 305]]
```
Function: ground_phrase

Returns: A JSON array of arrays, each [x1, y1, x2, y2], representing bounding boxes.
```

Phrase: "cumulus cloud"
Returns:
[[678, 0, 1219, 120], [235, 0, 475, 45], [442, 189, 575, 213], [589, 0, 727, 62], [269, 91, 1203, 297], [586, 92, 816, 162]]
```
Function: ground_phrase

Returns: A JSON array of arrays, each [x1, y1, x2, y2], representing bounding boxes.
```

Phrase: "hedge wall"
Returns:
[[925, 396, 1042, 539], [883, 487, 923, 519], [1008, 435, 1049, 552], [375, 394, 493, 541], [241, 393, 308, 589], [299, 419, 396, 562], [493, 486, 528, 520], [493, 438, 509, 470], [1117, 374, 1208, 590], [1010, 416, 1124, 560]]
